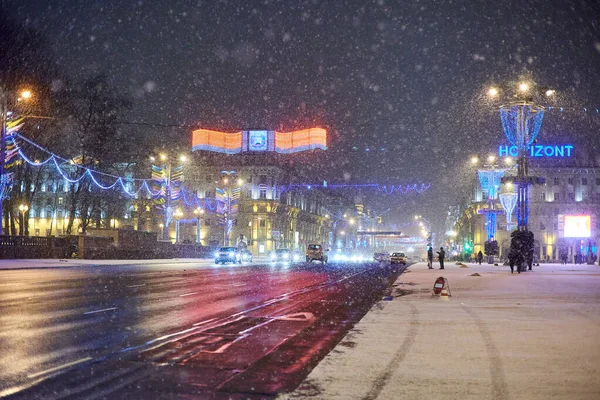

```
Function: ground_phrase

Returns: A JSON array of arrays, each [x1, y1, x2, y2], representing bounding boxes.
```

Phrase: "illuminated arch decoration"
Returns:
[[191, 128, 327, 154], [192, 129, 243, 154], [274, 128, 327, 153]]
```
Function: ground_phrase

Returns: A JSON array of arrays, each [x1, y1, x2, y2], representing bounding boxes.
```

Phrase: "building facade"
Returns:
[[453, 166, 600, 262]]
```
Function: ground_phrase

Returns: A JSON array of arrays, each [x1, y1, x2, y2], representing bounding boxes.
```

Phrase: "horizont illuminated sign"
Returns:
[[498, 144, 574, 158]]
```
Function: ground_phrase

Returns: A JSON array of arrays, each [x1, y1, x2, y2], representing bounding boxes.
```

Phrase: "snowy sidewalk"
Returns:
[[281, 262, 600, 400]]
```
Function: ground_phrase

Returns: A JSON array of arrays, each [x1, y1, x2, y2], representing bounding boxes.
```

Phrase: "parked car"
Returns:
[[214, 247, 241, 264], [374, 252, 390, 262], [306, 244, 328, 263], [240, 249, 253, 262], [390, 252, 407, 265]]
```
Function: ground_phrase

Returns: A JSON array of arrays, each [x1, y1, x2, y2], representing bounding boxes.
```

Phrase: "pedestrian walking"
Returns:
[[477, 250, 483, 265], [437, 247, 445, 269], [508, 247, 520, 274], [427, 247, 433, 269]]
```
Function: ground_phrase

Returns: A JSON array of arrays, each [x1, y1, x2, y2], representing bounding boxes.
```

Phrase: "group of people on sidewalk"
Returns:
[[427, 246, 445, 269]]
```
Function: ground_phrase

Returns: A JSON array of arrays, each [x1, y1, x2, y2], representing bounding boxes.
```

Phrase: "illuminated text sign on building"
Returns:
[[498, 145, 574, 158]]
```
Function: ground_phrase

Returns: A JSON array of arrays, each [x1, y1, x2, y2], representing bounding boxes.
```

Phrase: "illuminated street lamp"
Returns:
[[1, 89, 34, 235], [518, 82, 529, 92], [487, 80, 555, 231], [18, 203, 29, 236]]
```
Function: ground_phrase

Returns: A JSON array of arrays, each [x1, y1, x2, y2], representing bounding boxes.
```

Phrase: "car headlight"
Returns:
[[293, 254, 300, 261], [282, 253, 289, 259], [270, 253, 276, 260], [214, 252, 219, 258], [229, 252, 234, 257]]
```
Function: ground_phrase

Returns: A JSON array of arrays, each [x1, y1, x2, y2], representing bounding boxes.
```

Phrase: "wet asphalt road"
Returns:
[[0, 260, 405, 399]]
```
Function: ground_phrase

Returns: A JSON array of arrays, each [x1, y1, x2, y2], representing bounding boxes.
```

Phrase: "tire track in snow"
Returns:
[[362, 302, 419, 400], [462, 305, 509, 400]]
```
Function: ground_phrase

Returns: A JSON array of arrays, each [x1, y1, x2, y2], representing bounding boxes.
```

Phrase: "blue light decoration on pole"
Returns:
[[152, 157, 184, 241], [216, 171, 241, 246], [477, 169, 505, 240], [489, 82, 554, 231], [0, 119, 22, 230], [499, 192, 518, 231]]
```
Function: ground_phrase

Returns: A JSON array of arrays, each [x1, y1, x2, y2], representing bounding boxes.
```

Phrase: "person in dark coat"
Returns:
[[437, 247, 445, 269], [477, 250, 483, 265], [427, 247, 434, 269], [508, 247, 523, 274]]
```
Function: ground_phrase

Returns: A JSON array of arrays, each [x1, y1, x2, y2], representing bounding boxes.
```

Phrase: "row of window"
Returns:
[[192, 172, 270, 185], [537, 221, 600, 231], [539, 192, 600, 201], [550, 177, 600, 186]]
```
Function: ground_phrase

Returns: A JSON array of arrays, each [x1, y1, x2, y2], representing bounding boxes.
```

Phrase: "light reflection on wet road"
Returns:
[[0, 260, 404, 399]]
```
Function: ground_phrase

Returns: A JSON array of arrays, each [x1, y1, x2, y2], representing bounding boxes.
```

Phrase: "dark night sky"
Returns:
[[6, 0, 600, 228]]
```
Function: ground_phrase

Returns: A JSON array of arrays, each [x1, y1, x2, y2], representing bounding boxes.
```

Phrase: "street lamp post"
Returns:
[[18, 204, 29, 236], [488, 82, 554, 231]]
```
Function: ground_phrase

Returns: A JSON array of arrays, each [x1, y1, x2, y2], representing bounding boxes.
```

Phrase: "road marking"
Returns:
[[27, 357, 93, 379], [126, 284, 146, 288], [192, 317, 218, 327], [83, 307, 117, 315], [179, 291, 199, 297]]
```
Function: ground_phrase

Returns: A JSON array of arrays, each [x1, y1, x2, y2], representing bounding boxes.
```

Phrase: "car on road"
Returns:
[[374, 252, 390, 262], [270, 248, 292, 262], [390, 252, 407, 265], [306, 244, 328, 263], [240, 249, 253, 263], [214, 247, 241, 264]]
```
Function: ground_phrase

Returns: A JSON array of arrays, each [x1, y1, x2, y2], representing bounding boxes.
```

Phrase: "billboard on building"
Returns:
[[563, 215, 591, 238], [192, 128, 326, 154]]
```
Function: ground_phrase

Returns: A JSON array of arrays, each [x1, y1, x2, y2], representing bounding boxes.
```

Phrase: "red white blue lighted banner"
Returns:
[[192, 128, 327, 154]]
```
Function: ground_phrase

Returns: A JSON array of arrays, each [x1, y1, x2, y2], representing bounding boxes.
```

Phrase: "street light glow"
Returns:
[[488, 155, 496, 163], [179, 155, 187, 162], [160, 154, 167, 161], [237, 178, 244, 186], [223, 177, 229, 184], [470, 156, 479, 165], [488, 87, 498, 97], [545, 89, 555, 97], [349, 218, 356, 225], [504, 157, 513, 165], [518, 82, 529, 92], [20, 90, 32, 99]]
